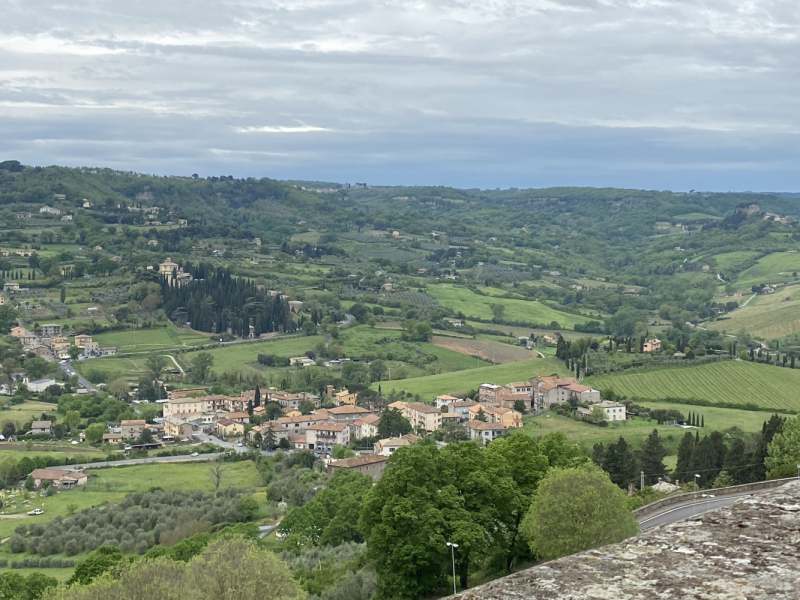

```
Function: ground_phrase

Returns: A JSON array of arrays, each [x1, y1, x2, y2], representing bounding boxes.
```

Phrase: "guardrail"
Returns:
[[634, 477, 797, 519]]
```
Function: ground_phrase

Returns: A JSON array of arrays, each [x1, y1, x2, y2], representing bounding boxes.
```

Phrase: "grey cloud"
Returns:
[[0, 0, 799, 190]]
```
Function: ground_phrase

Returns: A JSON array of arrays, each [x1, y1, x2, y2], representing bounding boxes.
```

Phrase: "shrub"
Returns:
[[9, 535, 25, 553]]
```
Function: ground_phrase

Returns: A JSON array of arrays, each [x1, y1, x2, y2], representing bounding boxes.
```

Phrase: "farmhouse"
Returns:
[[643, 338, 662, 353], [29, 469, 87, 489]]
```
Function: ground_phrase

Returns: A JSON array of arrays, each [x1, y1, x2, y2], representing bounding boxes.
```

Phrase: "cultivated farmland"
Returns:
[[92, 326, 210, 352], [588, 360, 800, 411], [427, 284, 599, 328], [430, 335, 534, 363]]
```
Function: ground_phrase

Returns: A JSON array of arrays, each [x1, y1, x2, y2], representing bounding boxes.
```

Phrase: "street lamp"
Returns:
[[446, 542, 459, 595]]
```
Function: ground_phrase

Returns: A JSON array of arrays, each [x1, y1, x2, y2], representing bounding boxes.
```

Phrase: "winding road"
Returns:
[[638, 491, 763, 530]]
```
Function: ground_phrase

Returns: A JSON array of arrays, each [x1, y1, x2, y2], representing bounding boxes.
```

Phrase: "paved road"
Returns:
[[638, 492, 756, 530], [61, 360, 97, 392], [51, 453, 225, 470]]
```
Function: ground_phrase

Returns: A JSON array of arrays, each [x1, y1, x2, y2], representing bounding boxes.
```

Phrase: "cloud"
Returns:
[[0, 0, 798, 190], [234, 125, 331, 133]]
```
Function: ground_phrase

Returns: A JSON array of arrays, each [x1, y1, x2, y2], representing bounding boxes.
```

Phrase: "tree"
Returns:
[[0, 305, 18, 334], [60, 287, 66, 303], [138, 428, 154, 444], [359, 443, 517, 597], [208, 460, 225, 494], [602, 437, 638, 489], [520, 464, 638, 561], [0, 458, 19, 488], [253, 386, 261, 408], [24, 475, 34, 491], [377, 408, 412, 439], [369, 359, 386, 383], [475, 408, 488, 422], [483, 432, 550, 572], [280, 470, 372, 549], [107, 377, 130, 400], [191, 352, 214, 383], [512, 400, 528, 415], [766, 416, 800, 473], [68, 345, 81, 360], [68, 546, 126, 586], [84, 423, 105, 444], [302, 320, 317, 336], [51, 537, 303, 600], [64, 410, 81, 430], [638, 429, 667, 485], [673, 431, 695, 484], [145, 354, 168, 382], [590, 406, 606, 423], [755, 414, 786, 480], [332, 445, 355, 459]]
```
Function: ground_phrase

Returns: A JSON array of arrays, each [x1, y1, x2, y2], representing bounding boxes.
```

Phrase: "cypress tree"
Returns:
[[639, 429, 667, 485], [673, 432, 695, 483], [701, 415, 704, 428], [254, 385, 261, 407]]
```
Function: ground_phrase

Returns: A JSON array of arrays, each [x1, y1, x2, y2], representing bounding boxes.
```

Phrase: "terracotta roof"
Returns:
[[217, 418, 235, 426], [466, 421, 504, 431], [451, 401, 478, 408], [405, 402, 441, 414], [327, 405, 373, 415], [361, 414, 380, 425], [565, 383, 592, 393], [121, 420, 146, 426], [329, 454, 389, 469], [226, 412, 250, 419], [31, 421, 52, 429], [307, 422, 349, 432]]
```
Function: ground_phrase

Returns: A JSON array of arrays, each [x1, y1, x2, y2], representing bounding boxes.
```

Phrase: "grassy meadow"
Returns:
[[588, 360, 800, 411], [426, 284, 600, 328], [92, 326, 210, 352], [708, 285, 800, 340], [735, 252, 800, 287]]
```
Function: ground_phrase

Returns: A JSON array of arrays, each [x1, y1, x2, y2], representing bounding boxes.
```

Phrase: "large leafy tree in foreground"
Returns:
[[521, 463, 638, 561]]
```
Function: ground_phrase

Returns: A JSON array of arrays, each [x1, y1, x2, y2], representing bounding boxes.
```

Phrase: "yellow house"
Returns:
[[468, 405, 522, 428], [334, 389, 357, 405], [643, 339, 662, 353], [216, 419, 244, 438]]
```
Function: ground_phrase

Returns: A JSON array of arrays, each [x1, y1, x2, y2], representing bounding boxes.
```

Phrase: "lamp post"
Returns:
[[446, 542, 459, 595]]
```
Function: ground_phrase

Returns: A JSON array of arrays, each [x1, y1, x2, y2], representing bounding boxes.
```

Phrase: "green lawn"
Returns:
[[0, 567, 75, 582], [92, 326, 210, 352], [186, 335, 322, 375], [736, 252, 800, 287], [427, 284, 601, 329], [708, 286, 800, 340], [587, 360, 800, 411], [376, 357, 569, 400]]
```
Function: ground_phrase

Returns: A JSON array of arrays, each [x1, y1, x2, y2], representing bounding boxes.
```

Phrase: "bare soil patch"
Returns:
[[431, 336, 535, 364]]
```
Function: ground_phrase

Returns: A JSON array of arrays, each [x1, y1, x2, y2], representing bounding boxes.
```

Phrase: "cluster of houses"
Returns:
[[9, 325, 116, 361]]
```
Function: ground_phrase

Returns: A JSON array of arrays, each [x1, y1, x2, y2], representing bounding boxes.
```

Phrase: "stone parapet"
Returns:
[[453, 480, 800, 599]]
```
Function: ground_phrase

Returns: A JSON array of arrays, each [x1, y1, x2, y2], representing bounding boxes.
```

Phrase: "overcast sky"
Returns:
[[1, 0, 799, 191]]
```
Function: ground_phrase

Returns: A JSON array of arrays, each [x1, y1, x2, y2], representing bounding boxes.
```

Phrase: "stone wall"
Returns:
[[453, 479, 800, 599]]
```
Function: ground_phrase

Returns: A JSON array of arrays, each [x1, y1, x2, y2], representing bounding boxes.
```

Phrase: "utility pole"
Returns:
[[446, 542, 458, 596]]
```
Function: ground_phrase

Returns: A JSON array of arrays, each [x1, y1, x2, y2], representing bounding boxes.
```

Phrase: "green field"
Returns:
[[376, 357, 569, 400], [673, 213, 722, 221], [524, 399, 766, 457], [712, 251, 761, 273], [735, 252, 800, 287], [427, 284, 599, 328], [588, 360, 800, 411], [92, 326, 210, 351], [0, 402, 61, 429], [708, 286, 800, 340], [0, 461, 262, 542]]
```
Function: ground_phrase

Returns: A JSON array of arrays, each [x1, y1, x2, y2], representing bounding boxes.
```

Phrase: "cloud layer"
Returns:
[[1, 0, 799, 190]]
